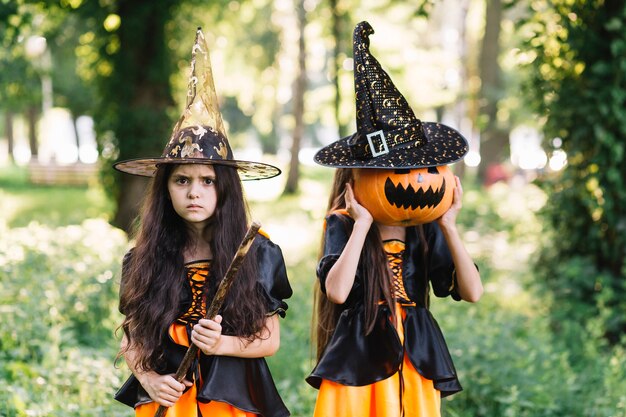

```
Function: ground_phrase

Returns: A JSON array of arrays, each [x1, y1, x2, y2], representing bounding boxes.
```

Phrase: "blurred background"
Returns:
[[1, 0, 625, 416]]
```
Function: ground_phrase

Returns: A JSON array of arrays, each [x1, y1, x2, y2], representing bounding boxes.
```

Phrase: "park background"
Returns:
[[1, 0, 626, 416]]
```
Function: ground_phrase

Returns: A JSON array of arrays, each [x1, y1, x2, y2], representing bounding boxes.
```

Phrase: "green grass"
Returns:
[[0, 165, 113, 227]]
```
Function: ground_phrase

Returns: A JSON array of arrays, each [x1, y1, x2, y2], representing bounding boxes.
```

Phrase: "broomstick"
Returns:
[[154, 221, 261, 417]]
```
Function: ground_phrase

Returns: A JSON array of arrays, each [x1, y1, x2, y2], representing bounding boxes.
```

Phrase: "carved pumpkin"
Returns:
[[353, 166, 455, 226]]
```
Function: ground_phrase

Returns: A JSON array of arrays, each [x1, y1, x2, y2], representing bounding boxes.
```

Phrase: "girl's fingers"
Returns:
[[144, 373, 190, 406], [191, 331, 214, 346], [345, 182, 353, 196], [162, 392, 180, 403], [196, 318, 222, 332], [153, 379, 185, 405], [164, 376, 186, 393], [192, 317, 222, 354], [344, 183, 355, 205], [455, 176, 463, 196], [158, 398, 176, 408]]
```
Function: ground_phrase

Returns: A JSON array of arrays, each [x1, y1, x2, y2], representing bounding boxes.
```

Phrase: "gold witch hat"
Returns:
[[114, 28, 280, 180], [314, 21, 468, 168]]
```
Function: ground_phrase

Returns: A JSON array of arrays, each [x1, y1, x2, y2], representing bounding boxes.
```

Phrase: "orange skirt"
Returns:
[[135, 323, 257, 417], [313, 304, 441, 417]]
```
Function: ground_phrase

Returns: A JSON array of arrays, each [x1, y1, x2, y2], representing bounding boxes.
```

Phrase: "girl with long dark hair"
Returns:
[[308, 168, 482, 417], [307, 22, 483, 417], [113, 28, 292, 417]]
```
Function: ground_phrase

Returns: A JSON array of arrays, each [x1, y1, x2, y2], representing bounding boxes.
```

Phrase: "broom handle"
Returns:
[[153, 221, 261, 417]]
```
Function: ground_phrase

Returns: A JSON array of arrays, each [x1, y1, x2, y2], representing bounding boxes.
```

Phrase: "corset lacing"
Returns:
[[177, 261, 211, 325], [384, 240, 411, 417]]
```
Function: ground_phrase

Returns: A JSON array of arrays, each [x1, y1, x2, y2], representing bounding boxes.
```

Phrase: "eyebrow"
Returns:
[[171, 173, 216, 180]]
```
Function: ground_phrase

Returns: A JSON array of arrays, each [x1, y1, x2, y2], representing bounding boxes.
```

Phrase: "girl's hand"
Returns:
[[138, 371, 192, 407], [191, 315, 223, 355], [345, 183, 373, 226], [437, 176, 463, 229]]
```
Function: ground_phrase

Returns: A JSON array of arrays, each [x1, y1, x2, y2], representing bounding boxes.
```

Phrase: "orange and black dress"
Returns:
[[115, 234, 292, 417], [307, 212, 466, 417]]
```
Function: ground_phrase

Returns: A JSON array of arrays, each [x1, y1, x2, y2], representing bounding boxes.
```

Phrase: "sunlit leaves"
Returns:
[[60, 0, 84, 9], [103, 13, 120, 32], [74, 31, 98, 81], [520, 0, 626, 341]]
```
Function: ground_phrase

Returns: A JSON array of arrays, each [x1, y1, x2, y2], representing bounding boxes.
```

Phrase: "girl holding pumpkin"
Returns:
[[306, 22, 483, 417], [113, 29, 292, 417]]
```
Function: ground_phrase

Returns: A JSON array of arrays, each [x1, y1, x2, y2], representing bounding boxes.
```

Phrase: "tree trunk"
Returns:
[[71, 112, 81, 160], [5, 111, 14, 163], [477, 0, 507, 181], [452, 0, 470, 180], [109, 0, 178, 232], [26, 105, 39, 159], [283, 1, 307, 195], [113, 175, 151, 233], [259, 73, 281, 155], [330, 0, 349, 139]]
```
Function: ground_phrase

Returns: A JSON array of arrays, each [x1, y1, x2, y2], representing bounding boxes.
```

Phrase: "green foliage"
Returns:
[[438, 296, 626, 417], [1, 1, 89, 115], [48, 13, 98, 118], [0, 2, 41, 112], [0, 220, 129, 416], [89, 1, 180, 211], [520, 0, 626, 340]]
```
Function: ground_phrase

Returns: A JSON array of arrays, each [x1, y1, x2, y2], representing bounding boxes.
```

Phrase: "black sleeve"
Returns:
[[254, 236, 293, 317], [424, 223, 462, 301]]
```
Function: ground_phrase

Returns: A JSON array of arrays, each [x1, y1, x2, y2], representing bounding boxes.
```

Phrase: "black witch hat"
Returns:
[[314, 21, 468, 168], [114, 28, 280, 180]]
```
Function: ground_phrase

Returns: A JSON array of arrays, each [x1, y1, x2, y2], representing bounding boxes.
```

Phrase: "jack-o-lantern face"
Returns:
[[353, 166, 455, 226]]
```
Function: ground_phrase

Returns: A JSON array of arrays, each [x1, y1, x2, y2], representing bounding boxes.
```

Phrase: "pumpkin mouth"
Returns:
[[384, 177, 447, 210]]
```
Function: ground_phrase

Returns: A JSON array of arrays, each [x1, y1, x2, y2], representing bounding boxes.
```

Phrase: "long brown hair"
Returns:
[[118, 163, 267, 372], [313, 168, 395, 359]]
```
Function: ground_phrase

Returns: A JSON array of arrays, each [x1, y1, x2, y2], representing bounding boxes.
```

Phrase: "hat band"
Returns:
[[349, 123, 428, 159]]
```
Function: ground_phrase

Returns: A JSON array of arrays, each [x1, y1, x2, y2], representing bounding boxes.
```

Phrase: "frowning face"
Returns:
[[353, 166, 455, 226], [168, 164, 218, 229]]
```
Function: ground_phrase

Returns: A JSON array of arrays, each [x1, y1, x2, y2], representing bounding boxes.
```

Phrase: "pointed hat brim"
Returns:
[[113, 157, 281, 180], [314, 122, 468, 168]]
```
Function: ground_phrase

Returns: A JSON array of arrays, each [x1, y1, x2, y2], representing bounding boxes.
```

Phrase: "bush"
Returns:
[[0, 220, 130, 416], [521, 0, 626, 341], [434, 290, 626, 417]]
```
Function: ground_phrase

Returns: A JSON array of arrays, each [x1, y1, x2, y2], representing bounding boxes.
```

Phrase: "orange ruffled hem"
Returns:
[[135, 323, 257, 417], [313, 303, 441, 417]]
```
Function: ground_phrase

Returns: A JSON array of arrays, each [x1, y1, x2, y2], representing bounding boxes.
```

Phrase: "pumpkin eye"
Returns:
[[428, 166, 440, 174]]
